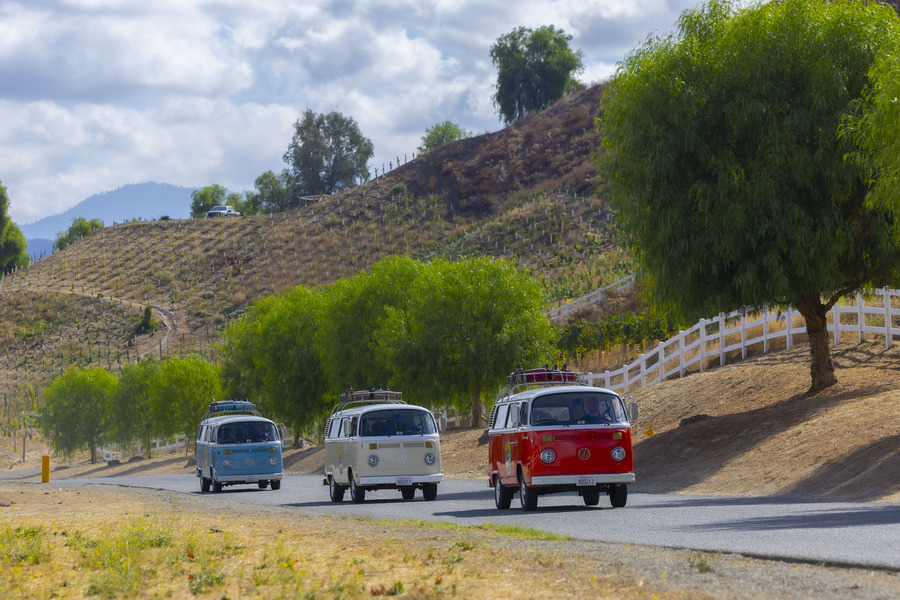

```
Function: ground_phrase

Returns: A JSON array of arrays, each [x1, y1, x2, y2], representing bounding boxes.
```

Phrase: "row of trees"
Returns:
[[39, 356, 220, 463], [36, 257, 555, 460], [556, 311, 682, 362]]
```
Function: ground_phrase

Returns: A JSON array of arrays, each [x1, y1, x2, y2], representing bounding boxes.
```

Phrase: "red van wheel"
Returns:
[[609, 484, 627, 508], [494, 477, 513, 509], [519, 475, 538, 511]]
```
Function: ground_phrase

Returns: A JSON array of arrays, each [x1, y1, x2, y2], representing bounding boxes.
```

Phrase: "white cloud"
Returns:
[[0, 0, 699, 224]]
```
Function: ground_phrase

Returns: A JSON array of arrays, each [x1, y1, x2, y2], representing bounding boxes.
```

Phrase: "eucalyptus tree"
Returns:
[[490, 25, 583, 124], [377, 257, 555, 426], [283, 109, 373, 196], [317, 256, 424, 396], [155, 355, 222, 451], [0, 181, 28, 271], [108, 356, 162, 458], [39, 366, 117, 463], [599, 0, 900, 392], [220, 286, 327, 438]]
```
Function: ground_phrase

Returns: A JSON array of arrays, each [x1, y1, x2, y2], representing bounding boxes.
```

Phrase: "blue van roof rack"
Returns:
[[201, 399, 263, 420]]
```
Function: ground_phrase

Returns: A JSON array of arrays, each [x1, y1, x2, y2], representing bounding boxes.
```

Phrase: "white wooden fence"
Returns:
[[546, 274, 637, 322], [581, 287, 900, 393]]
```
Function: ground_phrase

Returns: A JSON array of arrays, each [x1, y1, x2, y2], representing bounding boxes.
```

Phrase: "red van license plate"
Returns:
[[576, 476, 596, 486]]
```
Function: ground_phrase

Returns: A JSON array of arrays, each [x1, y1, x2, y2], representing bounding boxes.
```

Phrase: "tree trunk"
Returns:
[[470, 382, 484, 428], [796, 298, 837, 393]]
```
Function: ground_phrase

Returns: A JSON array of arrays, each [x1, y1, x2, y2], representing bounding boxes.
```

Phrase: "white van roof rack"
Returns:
[[330, 386, 406, 415]]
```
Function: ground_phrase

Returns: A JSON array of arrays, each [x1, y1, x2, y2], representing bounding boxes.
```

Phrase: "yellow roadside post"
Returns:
[[41, 455, 50, 483]]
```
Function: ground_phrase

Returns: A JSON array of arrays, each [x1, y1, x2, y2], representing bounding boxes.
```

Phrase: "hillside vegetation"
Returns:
[[0, 84, 629, 430]]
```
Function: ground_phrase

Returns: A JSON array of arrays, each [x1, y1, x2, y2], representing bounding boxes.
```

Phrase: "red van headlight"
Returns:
[[540, 449, 556, 464], [611, 447, 626, 461]]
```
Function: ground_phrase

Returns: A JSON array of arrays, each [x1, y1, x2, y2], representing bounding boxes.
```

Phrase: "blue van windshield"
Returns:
[[217, 421, 278, 444]]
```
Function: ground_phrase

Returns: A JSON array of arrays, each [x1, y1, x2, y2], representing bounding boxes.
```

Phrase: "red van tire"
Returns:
[[609, 484, 627, 508], [519, 475, 538, 511], [582, 488, 601, 506], [495, 477, 513, 509]]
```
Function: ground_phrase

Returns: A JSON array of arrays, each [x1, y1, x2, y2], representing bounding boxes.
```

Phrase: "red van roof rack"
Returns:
[[497, 366, 586, 401]]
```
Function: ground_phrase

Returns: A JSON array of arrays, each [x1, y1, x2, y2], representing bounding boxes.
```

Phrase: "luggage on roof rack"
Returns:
[[201, 399, 262, 420], [333, 387, 405, 415]]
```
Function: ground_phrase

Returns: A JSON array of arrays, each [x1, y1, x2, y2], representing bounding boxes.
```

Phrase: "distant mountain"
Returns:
[[21, 182, 196, 242]]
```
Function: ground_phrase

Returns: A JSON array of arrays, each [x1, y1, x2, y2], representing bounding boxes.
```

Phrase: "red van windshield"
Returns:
[[530, 392, 625, 425]]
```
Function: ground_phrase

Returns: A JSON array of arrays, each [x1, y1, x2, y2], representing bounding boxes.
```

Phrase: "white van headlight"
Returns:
[[611, 447, 626, 461], [223, 459, 233, 468], [424, 453, 436, 466], [367, 455, 379, 467], [540, 449, 556, 464]]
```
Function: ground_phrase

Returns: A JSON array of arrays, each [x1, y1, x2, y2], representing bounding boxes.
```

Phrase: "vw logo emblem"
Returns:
[[397, 454, 408, 465], [247, 457, 255, 466], [578, 448, 591, 460]]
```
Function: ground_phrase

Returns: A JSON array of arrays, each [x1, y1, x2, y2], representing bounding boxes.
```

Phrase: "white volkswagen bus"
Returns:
[[323, 388, 443, 503]]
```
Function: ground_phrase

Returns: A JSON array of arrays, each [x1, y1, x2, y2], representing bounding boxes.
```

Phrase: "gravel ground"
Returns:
[[4, 481, 896, 599]]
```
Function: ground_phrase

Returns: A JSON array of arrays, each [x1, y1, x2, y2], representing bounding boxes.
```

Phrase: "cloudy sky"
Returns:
[[0, 0, 700, 225]]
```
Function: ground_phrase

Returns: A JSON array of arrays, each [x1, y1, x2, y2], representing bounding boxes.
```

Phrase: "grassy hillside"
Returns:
[[0, 83, 632, 423]]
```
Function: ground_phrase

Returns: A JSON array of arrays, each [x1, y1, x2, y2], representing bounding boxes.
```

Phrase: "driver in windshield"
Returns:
[[583, 397, 610, 422]]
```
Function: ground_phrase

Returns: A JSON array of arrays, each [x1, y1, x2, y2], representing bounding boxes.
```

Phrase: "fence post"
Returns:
[[718, 314, 726, 367], [786, 307, 793, 350], [699, 318, 707, 373], [763, 306, 770, 354], [857, 292, 864, 345], [741, 312, 747, 360], [884, 288, 892, 349], [678, 332, 685, 377], [640, 354, 647, 388]]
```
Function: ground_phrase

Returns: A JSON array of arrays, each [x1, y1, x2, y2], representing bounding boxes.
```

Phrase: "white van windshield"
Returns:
[[217, 421, 278, 444], [359, 409, 436, 437]]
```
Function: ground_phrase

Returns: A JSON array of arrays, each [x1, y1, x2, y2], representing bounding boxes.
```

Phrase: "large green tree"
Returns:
[[283, 109, 374, 197], [0, 181, 29, 271], [490, 25, 583, 124], [220, 286, 327, 438], [318, 256, 423, 395], [108, 356, 163, 458], [599, 0, 900, 392], [245, 169, 297, 214], [155, 355, 222, 450], [376, 258, 555, 426], [39, 367, 118, 463]]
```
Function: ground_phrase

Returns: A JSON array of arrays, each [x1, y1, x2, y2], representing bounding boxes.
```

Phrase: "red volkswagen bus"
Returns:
[[487, 367, 638, 511]]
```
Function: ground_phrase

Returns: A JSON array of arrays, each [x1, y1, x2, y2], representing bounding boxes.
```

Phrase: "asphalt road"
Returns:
[[21, 473, 899, 571]]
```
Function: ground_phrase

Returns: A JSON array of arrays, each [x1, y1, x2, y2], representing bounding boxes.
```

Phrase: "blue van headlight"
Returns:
[[367, 455, 379, 467], [268, 456, 278, 466], [223, 459, 233, 468]]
